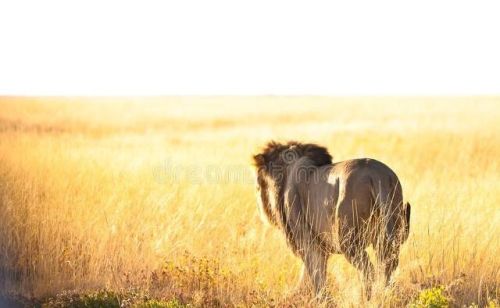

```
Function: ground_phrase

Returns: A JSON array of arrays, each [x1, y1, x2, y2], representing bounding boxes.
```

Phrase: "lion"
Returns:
[[252, 141, 411, 297]]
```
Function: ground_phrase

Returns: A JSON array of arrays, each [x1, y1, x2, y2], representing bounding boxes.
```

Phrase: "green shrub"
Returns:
[[42, 291, 121, 308], [486, 299, 499, 308], [134, 299, 186, 308], [410, 286, 449, 308]]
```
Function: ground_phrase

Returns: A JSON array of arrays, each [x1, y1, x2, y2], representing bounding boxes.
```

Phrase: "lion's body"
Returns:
[[253, 141, 411, 296], [284, 157, 408, 254]]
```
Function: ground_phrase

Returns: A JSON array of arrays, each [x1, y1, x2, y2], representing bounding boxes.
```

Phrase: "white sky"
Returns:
[[0, 1, 499, 95]]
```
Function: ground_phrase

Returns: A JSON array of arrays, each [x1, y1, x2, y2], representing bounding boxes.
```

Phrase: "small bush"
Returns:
[[134, 299, 186, 308], [410, 286, 449, 308], [42, 291, 120, 308], [486, 299, 499, 308]]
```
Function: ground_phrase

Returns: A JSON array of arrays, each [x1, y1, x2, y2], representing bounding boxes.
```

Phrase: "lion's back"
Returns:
[[330, 158, 400, 192], [329, 158, 402, 222]]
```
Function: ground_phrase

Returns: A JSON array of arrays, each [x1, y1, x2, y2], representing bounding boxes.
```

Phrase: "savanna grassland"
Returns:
[[0, 97, 499, 307]]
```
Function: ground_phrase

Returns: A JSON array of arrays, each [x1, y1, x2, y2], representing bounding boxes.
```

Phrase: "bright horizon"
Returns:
[[1, 0, 499, 96]]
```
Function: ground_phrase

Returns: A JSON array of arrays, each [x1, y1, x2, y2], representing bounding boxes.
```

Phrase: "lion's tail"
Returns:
[[403, 201, 411, 241]]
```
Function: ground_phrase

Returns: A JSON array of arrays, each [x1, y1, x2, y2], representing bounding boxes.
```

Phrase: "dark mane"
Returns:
[[252, 141, 333, 255], [253, 141, 332, 169]]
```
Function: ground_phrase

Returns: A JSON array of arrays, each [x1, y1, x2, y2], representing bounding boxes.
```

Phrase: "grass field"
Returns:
[[0, 97, 499, 307]]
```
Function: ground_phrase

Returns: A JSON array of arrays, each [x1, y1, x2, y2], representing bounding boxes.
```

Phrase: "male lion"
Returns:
[[253, 141, 411, 297]]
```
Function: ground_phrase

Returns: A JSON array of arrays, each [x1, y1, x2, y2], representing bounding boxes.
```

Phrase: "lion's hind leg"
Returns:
[[374, 189, 404, 285], [339, 226, 375, 300], [375, 231, 401, 285], [300, 245, 329, 297]]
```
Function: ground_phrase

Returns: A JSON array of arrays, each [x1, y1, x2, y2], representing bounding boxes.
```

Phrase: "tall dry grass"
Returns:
[[0, 97, 499, 306]]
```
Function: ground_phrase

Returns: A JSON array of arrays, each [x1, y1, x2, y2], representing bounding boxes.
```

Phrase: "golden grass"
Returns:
[[0, 97, 499, 306]]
